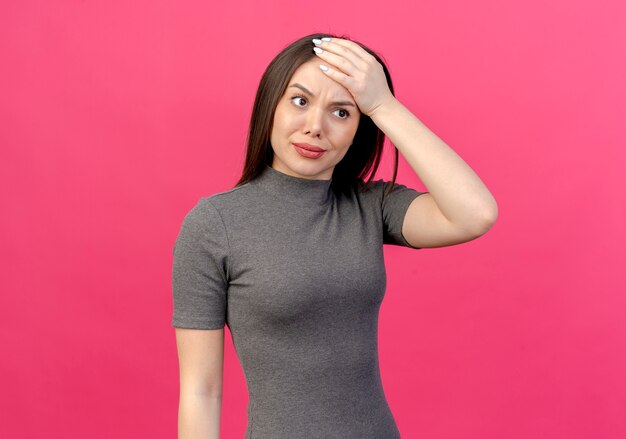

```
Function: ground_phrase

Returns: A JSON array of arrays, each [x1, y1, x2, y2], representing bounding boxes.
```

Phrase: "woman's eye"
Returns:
[[291, 96, 307, 107], [333, 109, 350, 119]]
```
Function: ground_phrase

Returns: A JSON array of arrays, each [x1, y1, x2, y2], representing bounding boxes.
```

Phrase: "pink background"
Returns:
[[1, 1, 624, 438]]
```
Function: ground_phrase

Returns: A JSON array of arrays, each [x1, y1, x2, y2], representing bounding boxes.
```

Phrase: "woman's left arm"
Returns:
[[369, 96, 498, 237], [314, 37, 498, 247]]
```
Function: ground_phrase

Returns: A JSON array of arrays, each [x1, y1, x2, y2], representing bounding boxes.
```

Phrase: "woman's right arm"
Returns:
[[175, 327, 225, 439]]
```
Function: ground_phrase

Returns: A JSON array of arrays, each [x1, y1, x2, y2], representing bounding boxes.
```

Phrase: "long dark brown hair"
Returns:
[[235, 32, 400, 196]]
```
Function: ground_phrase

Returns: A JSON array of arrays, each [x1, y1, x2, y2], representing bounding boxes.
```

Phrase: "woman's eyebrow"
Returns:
[[288, 83, 355, 107]]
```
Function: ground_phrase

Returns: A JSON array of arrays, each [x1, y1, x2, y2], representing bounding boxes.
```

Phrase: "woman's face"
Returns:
[[270, 59, 361, 180]]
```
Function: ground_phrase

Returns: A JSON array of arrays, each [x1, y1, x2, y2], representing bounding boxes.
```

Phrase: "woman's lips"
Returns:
[[292, 143, 326, 159]]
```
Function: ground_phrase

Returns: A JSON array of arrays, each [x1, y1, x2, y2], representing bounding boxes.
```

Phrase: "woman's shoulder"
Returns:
[[179, 182, 252, 226], [199, 181, 255, 208], [349, 178, 388, 199], [354, 177, 423, 199], [343, 177, 425, 211]]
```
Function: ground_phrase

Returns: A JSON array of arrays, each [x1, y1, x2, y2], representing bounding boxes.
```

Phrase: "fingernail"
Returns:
[[319, 64, 329, 71], [313, 47, 323, 54], [322, 37, 332, 42], [312, 38, 322, 45]]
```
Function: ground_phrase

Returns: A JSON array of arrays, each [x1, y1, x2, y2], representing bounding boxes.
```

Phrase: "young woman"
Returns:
[[172, 33, 498, 438]]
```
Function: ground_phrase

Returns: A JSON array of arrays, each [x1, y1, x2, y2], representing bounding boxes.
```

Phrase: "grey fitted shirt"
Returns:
[[172, 164, 427, 438]]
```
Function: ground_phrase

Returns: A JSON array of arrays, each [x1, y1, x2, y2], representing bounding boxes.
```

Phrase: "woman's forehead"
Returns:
[[288, 60, 352, 99]]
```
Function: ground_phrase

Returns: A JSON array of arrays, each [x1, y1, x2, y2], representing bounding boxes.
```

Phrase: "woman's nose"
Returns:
[[303, 107, 323, 138]]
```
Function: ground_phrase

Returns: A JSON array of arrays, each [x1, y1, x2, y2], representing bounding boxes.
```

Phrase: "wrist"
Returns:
[[367, 94, 398, 120]]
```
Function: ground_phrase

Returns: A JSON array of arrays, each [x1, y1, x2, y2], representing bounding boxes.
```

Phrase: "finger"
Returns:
[[313, 45, 359, 76], [319, 37, 375, 65], [317, 63, 354, 90], [313, 38, 369, 71]]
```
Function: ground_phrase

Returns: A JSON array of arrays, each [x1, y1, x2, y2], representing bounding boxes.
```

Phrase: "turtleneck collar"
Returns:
[[251, 164, 334, 208]]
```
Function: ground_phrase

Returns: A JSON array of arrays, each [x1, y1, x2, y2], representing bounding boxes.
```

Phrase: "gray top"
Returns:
[[172, 164, 426, 438]]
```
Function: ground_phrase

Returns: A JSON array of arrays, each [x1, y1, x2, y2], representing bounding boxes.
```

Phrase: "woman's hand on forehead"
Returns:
[[311, 37, 394, 118]]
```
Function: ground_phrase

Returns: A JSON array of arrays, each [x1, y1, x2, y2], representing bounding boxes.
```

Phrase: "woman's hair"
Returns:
[[235, 32, 400, 196]]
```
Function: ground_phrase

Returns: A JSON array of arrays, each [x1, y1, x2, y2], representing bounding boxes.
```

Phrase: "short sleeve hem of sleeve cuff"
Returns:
[[171, 317, 225, 330]]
